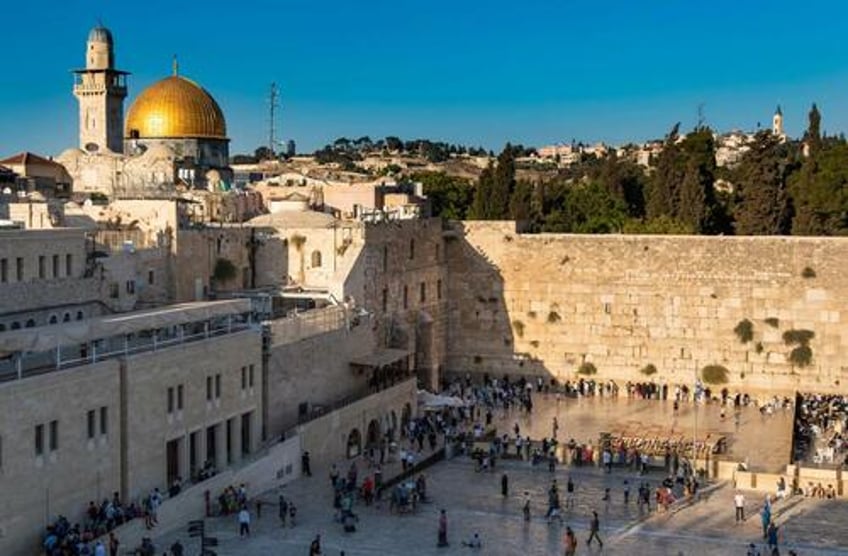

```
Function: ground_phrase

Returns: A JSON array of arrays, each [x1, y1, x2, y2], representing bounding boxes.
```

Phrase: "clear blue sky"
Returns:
[[3, 0, 848, 157]]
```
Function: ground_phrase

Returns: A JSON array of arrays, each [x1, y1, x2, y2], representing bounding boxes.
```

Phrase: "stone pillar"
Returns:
[[230, 416, 242, 465], [215, 422, 226, 471]]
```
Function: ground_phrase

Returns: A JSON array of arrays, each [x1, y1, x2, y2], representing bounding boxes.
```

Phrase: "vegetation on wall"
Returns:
[[290, 234, 307, 250], [212, 258, 237, 283], [782, 329, 815, 346], [578, 362, 598, 376], [640, 364, 658, 376], [512, 320, 525, 338], [701, 364, 729, 385], [801, 266, 817, 279], [764, 317, 780, 328], [789, 345, 813, 368], [733, 319, 754, 344], [547, 311, 562, 323]]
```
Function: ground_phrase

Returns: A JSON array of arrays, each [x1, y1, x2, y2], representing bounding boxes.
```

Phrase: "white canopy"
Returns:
[[417, 390, 467, 409], [0, 299, 250, 355]]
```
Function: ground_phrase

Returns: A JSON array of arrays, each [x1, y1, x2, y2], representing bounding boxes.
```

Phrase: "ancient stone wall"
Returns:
[[446, 221, 848, 394]]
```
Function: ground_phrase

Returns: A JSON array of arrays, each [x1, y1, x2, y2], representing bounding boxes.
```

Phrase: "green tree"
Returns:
[[646, 123, 683, 220], [733, 130, 794, 235], [509, 180, 535, 224], [414, 172, 474, 220], [471, 144, 515, 219]]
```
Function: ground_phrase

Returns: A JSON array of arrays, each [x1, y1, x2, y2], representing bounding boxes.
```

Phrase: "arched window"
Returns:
[[76, 311, 84, 321], [10, 322, 20, 330], [25, 319, 36, 328], [63, 312, 71, 322], [310, 250, 322, 268], [0, 323, 6, 332], [49, 315, 58, 325]]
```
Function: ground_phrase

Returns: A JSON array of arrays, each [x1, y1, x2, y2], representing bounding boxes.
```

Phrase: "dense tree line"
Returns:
[[314, 136, 536, 163], [426, 104, 848, 236]]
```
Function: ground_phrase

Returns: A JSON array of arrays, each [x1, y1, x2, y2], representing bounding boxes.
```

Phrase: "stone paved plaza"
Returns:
[[149, 396, 848, 555]]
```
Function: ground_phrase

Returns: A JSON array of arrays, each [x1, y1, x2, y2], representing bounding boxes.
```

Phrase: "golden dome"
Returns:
[[125, 75, 226, 139]]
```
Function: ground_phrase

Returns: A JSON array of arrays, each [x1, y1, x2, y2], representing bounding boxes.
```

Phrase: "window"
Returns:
[[10, 321, 20, 330], [65, 254, 73, 277], [382, 246, 388, 272], [0, 258, 7, 283], [109, 283, 119, 299], [168, 386, 175, 413], [99, 407, 108, 436], [419, 282, 426, 303], [241, 366, 247, 390], [382, 288, 388, 313], [49, 420, 58, 452], [215, 374, 221, 399], [249, 364, 255, 388], [206, 376, 213, 401], [49, 315, 58, 324], [0, 324, 6, 332], [25, 319, 35, 328], [126, 280, 135, 294], [76, 311, 84, 321], [38, 256, 45, 279], [403, 285, 408, 310], [177, 385, 183, 411], [409, 239, 415, 260], [87, 410, 96, 439], [311, 250, 322, 268], [52, 254, 59, 278], [148, 270, 155, 285], [16, 257, 23, 281], [63, 313, 71, 323], [437, 279, 443, 300], [35, 424, 44, 456]]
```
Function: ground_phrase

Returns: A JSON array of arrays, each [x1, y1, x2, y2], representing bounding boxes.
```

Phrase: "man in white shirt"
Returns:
[[734, 491, 745, 523], [238, 506, 251, 536]]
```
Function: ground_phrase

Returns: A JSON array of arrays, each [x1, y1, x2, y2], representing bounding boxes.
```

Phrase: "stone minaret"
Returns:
[[772, 105, 784, 138], [73, 25, 129, 153]]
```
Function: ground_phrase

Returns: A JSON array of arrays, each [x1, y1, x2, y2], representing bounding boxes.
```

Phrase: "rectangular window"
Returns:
[[16, 257, 23, 281], [437, 279, 443, 300], [168, 386, 175, 413], [52, 254, 59, 278], [38, 256, 45, 279], [177, 385, 183, 410], [100, 406, 108, 436], [419, 282, 426, 303], [382, 288, 388, 313], [126, 280, 135, 294], [35, 424, 44, 456], [65, 254, 73, 277], [249, 364, 255, 388], [49, 420, 58, 452], [109, 283, 119, 299], [148, 270, 155, 285], [87, 409, 96, 439], [0, 258, 7, 283], [241, 366, 247, 390], [403, 285, 408, 310], [206, 376, 213, 401], [215, 373, 221, 399]]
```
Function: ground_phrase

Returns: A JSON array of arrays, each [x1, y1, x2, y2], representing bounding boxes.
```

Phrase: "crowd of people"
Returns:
[[793, 392, 848, 465]]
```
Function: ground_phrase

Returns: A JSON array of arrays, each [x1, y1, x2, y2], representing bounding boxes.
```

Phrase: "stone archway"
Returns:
[[347, 428, 362, 458], [366, 419, 381, 451], [401, 403, 412, 437]]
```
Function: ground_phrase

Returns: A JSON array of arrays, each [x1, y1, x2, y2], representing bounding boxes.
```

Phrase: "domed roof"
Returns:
[[88, 25, 113, 44], [125, 75, 227, 140]]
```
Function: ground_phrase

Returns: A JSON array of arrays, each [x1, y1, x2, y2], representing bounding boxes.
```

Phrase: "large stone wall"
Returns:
[[446, 221, 848, 394]]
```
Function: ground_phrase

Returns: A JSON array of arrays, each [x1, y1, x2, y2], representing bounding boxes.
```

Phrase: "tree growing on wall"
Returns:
[[212, 258, 237, 284]]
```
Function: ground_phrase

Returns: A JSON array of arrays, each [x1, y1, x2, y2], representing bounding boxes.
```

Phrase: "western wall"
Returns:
[[445, 221, 848, 394]]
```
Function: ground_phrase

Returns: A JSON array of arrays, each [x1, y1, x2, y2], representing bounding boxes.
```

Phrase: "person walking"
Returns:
[[278, 494, 288, 527], [501, 473, 509, 497], [238, 505, 251, 537], [586, 511, 603, 547], [309, 534, 322, 555], [107, 532, 120, 556], [767, 520, 782, 554], [760, 500, 771, 539], [522, 491, 531, 521], [302, 451, 312, 477], [735, 491, 746, 523], [437, 509, 449, 547], [169, 540, 184, 556], [563, 526, 578, 556]]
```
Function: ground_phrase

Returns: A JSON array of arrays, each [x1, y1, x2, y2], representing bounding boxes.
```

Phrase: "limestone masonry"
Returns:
[[446, 221, 848, 394]]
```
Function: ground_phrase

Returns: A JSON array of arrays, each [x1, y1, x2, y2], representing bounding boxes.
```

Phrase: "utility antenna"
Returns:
[[268, 82, 279, 159], [697, 103, 706, 130]]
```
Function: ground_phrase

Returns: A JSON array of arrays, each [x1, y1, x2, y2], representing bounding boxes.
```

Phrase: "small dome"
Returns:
[[88, 25, 113, 44], [125, 75, 227, 139]]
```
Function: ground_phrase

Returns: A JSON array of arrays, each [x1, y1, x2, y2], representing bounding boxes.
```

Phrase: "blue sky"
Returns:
[[3, 1, 848, 157]]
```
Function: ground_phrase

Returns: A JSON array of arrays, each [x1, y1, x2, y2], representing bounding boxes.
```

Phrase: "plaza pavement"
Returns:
[[149, 395, 846, 555]]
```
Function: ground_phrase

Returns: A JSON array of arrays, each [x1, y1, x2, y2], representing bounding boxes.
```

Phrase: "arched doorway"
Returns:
[[401, 403, 412, 437], [346, 428, 362, 458], [366, 419, 381, 452]]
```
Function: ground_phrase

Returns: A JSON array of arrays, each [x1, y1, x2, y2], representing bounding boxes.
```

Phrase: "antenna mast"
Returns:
[[268, 82, 279, 159]]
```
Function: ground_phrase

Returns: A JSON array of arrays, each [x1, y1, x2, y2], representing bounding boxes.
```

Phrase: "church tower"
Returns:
[[73, 25, 129, 153], [772, 105, 784, 138]]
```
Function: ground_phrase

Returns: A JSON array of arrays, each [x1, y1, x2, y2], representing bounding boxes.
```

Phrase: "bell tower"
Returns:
[[73, 25, 129, 153], [772, 105, 784, 138]]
